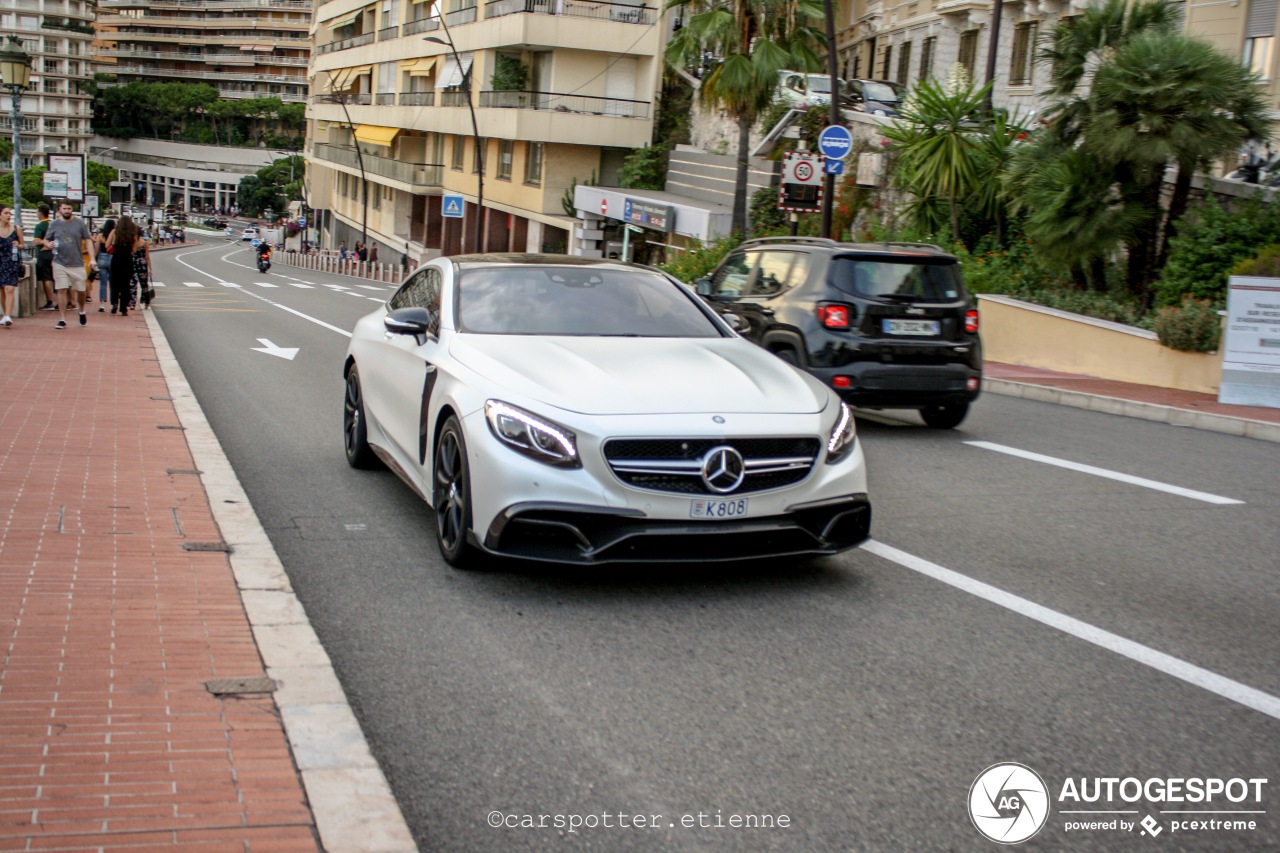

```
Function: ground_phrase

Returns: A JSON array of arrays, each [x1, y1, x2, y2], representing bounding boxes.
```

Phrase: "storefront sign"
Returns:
[[624, 198, 674, 231]]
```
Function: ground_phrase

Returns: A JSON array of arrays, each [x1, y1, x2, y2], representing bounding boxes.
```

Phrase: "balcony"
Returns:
[[445, 6, 477, 25], [42, 16, 96, 33], [113, 65, 307, 85], [95, 48, 310, 66], [316, 32, 375, 54], [311, 93, 373, 105], [313, 142, 444, 187], [477, 89, 649, 118], [375, 93, 396, 105], [378, 24, 400, 40], [483, 0, 654, 24], [402, 16, 440, 35], [398, 92, 435, 106], [99, 0, 311, 8]]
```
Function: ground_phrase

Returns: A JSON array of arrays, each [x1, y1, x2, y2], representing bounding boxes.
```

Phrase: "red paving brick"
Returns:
[[0, 315, 319, 851]]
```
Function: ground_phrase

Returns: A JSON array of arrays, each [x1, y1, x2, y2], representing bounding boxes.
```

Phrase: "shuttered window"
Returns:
[[1009, 22, 1037, 85], [897, 42, 912, 85], [920, 36, 936, 80], [958, 30, 979, 75], [1247, 0, 1277, 38]]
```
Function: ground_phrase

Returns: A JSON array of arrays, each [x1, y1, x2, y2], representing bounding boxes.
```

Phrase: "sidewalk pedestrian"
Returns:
[[32, 204, 56, 310], [338, 241, 349, 263], [95, 218, 115, 312], [45, 201, 96, 329], [132, 227, 153, 310], [368, 243, 379, 264], [106, 216, 137, 317], [0, 205, 23, 326]]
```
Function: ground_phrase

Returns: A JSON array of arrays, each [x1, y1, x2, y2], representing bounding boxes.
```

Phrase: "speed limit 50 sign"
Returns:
[[779, 152, 824, 212]]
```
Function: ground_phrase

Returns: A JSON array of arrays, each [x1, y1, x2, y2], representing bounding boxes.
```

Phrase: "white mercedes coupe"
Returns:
[[342, 255, 871, 567]]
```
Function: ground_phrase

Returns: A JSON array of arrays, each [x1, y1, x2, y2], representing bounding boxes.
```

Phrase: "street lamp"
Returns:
[[426, 27, 484, 253], [0, 38, 33, 234], [320, 75, 368, 247]]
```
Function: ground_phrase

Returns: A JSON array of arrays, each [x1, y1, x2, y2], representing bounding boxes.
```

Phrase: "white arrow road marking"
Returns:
[[254, 281, 279, 288], [250, 338, 299, 360], [862, 540, 1280, 721], [183, 282, 205, 287], [965, 441, 1244, 505]]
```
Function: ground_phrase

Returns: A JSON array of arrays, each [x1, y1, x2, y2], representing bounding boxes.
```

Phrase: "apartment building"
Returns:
[[94, 0, 311, 105], [0, 0, 96, 165], [306, 0, 664, 263]]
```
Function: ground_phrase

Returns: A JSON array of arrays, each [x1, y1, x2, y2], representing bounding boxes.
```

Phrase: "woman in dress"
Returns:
[[131, 224, 153, 309], [0, 206, 23, 327], [106, 216, 137, 316]]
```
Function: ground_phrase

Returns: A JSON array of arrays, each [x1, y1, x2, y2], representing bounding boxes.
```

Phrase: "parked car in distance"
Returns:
[[203, 217, 228, 229], [843, 79, 906, 117], [241, 226, 259, 241], [777, 71, 845, 108], [342, 254, 871, 567], [693, 237, 982, 429]]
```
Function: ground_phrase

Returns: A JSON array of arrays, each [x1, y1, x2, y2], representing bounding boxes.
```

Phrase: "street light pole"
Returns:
[[426, 26, 484, 253], [820, 0, 839, 240], [0, 39, 33, 238], [322, 75, 368, 247]]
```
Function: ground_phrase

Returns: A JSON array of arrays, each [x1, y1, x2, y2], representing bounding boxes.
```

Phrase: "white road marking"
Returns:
[[366, 297, 385, 303], [152, 282, 166, 287], [861, 539, 1280, 721], [284, 282, 314, 289], [255, 281, 279, 288], [221, 282, 242, 288], [355, 284, 389, 291], [325, 285, 350, 291], [251, 338, 299, 360], [965, 441, 1244, 505], [183, 281, 205, 287]]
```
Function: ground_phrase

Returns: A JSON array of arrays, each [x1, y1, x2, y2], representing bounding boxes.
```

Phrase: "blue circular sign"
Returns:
[[818, 125, 854, 160]]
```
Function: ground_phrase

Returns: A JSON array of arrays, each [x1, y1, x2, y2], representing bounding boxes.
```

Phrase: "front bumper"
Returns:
[[480, 495, 871, 564]]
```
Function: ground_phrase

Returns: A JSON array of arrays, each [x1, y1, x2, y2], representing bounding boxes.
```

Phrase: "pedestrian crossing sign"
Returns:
[[442, 193, 465, 218]]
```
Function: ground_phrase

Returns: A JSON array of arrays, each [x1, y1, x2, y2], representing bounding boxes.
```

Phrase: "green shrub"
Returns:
[[618, 144, 669, 191], [1157, 197, 1280, 307], [1153, 297, 1222, 352], [657, 233, 740, 283], [1231, 243, 1280, 278]]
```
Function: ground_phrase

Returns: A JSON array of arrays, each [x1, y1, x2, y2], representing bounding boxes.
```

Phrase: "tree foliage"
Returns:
[[236, 155, 306, 217], [94, 81, 304, 148]]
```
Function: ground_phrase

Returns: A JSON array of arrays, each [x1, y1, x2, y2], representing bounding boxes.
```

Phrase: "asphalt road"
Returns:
[[151, 242, 1279, 852]]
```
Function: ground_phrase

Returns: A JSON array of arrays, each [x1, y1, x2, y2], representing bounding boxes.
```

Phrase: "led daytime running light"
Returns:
[[826, 402, 856, 462], [484, 400, 580, 466]]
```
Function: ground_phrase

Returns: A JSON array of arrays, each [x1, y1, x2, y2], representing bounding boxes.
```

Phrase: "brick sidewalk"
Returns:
[[0, 313, 321, 851]]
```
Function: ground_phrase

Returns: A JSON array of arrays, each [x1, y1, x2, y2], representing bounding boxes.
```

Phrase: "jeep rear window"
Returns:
[[829, 256, 963, 301]]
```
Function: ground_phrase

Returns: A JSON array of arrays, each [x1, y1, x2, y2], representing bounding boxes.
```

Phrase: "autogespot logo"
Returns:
[[969, 763, 1051, 844]]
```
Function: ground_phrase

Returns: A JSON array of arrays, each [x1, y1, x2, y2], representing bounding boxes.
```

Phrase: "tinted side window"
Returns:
[[710, 251, 754, 298], [388, 267, 443, 333], [749, 251, 810, 296], [829, 256, 964, 301]]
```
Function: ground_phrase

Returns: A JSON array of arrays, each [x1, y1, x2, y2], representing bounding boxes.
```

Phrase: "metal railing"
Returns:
[[375, 93, 396, 105], [95, 49, 310, 65], [99, 0, 310, 7], [316, 32, 375, 54], [378, 24, 400, 40], [114, 66, 307, 84], [402, 16, 440, 34], [439, 90, 471, 107], [398, 91, 435, 106], [313, 143, 445, 187], [445, 6, 476, 25], [312, 93, 373, 105], [482, 0, 654, 23], [477, 89, 649, 118]]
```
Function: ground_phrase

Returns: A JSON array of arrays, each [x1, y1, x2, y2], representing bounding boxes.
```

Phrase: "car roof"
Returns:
[[450, 253, 652, 272], [734, 236, 956, 259]]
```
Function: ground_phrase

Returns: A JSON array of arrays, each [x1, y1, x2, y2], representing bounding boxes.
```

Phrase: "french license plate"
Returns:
[[884, 318, 940, 336], [690, 498, 749, 519]]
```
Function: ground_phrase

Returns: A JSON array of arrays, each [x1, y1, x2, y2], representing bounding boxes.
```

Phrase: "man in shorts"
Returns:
[[32, 204, 56, 310], [45, 202, 96, 329]]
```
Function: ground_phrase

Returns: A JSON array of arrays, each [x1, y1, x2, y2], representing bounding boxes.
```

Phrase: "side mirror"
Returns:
[[721, 312, 747, 332], [384, 306, 438, 346], [694, 277, 713, 296]]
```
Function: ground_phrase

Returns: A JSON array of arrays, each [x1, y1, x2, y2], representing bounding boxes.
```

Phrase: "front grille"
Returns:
[[603, 437, 821, 495]]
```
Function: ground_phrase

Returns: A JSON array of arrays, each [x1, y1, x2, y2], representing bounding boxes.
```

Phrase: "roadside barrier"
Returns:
[[273, 250, 406, 285]]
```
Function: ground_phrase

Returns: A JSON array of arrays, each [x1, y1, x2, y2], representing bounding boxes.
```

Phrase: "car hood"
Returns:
[[449, 335, 829, 416]]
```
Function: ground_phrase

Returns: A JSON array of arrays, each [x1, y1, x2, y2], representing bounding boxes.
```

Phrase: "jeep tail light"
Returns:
[[833, 376, 853, 389], [965, 309, 979, 334], [818, 304, 852, 329]]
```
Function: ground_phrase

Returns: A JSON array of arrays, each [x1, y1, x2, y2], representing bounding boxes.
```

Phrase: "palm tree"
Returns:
[[664, 0, 826, 235]]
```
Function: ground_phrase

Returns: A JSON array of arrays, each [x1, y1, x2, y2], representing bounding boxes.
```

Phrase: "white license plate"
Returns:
[[690, 497, 749, 519], [884, 318, 940, 336]]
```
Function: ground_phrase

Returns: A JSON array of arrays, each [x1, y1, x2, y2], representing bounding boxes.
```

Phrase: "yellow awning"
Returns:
[[323, 8, 362, 28], [401, 57, 437, 76], [354, 124, 400, 147], [328, 64, 372, 89]]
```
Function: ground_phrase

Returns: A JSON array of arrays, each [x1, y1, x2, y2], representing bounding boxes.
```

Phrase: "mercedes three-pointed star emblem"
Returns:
[[700, 445, 746, 494]]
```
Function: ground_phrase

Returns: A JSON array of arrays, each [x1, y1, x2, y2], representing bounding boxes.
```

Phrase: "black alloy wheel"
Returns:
[[434, 415, 479, 569], [920, 402, 970, 430], [343, 367, 378, 469]]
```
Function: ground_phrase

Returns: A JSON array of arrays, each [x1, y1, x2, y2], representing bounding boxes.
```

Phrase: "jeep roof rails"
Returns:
[[881, 241, 945, 252], [738, 236, 841, 248]]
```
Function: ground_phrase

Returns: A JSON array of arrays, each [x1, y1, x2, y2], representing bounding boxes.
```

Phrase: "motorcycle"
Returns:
[[256, 252, 271, 273]]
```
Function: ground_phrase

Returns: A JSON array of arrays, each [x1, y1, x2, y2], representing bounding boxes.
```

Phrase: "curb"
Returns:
[[144, 311, 419, 853], [984, 378, 1280, 444]]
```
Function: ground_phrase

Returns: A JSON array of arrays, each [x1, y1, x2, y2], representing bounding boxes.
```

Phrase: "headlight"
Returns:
[[825, 401, 857, 464], [484, 400, 581, 468]]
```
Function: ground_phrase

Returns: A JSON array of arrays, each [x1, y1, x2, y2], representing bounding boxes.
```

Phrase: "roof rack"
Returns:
[[881, 241, 945, 252], [738, 236, 841, 248]]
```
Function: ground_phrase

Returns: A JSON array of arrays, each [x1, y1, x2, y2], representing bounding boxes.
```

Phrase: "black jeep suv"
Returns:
[[694, 237, 982, 428]]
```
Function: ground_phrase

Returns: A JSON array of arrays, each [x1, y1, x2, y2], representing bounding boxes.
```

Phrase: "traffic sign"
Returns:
[[779, 151, 824, 213], [824, 158, 844, 176], [442, 193, 465, 218], [817, 125, 854, 160]]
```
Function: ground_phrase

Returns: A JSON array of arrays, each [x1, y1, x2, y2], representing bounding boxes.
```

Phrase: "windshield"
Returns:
[[457, 266, 723, 337], [862, 82, 902, 102], [829, 256, 964, 301], [808, 76, 837, 94]]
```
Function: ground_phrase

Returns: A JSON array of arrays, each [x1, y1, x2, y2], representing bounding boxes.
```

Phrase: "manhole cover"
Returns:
[[167, 468, 202, 475], [157, 424, 186, 430], [183, 541, 232, 552], [205, 677, 276, 695]]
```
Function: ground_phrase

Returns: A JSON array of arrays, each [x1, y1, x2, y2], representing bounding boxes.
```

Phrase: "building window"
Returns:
[[497, 139, 514, 180], [371, 181, 381, 210], [882, 44, 893, 80], [1245, 36, 1275, 80], [958, 29, 980, 76], [451, 135, 465, 170], [920, 36, 936, 80], [896, 41, 912, 85], [1010, 21, 1038, 85], [525, 141, 543, 185]]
